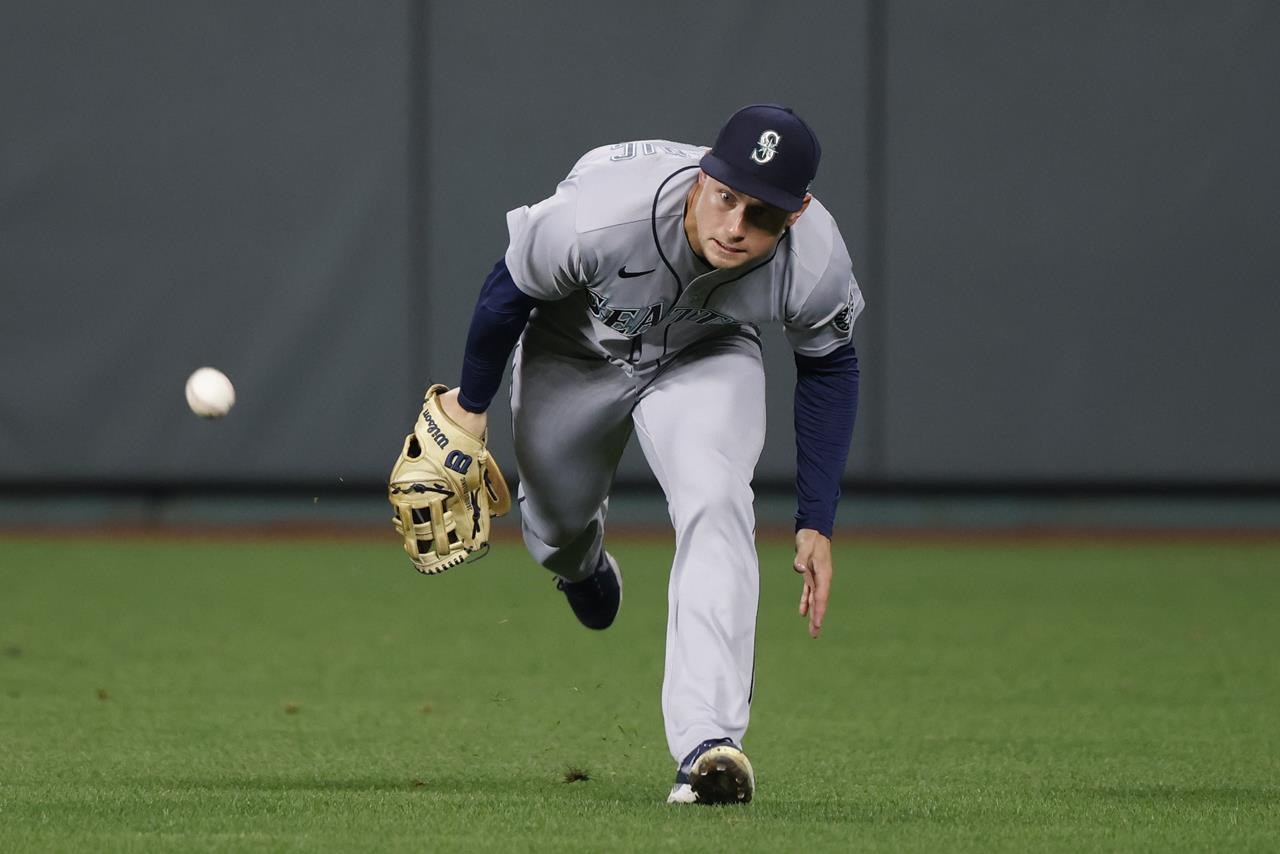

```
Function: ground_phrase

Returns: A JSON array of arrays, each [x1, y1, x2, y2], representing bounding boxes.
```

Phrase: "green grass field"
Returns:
[[2, 534, 1278, 852]]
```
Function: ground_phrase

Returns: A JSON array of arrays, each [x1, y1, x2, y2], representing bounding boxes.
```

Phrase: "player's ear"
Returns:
[[786, 194, 812, 229]]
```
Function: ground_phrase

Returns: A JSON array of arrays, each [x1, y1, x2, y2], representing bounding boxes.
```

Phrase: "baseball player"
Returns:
[[433, 104, 862, 804]]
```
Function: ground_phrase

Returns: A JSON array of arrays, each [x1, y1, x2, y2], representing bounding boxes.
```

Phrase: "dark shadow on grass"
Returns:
[[139, 783, 419, 793], [136, 776, 464, 793], [140, 774, 595, 797]]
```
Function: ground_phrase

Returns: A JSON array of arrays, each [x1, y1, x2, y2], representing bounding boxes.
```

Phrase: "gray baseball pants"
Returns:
[[510, 327, 766, 762]]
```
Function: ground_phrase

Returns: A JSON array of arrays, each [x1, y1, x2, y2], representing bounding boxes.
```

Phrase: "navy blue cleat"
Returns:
[[555, 552, 622, 630], [667, 738, 755, 805]]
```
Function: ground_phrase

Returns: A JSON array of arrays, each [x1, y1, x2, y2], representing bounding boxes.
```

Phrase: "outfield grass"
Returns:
[[1, 534, 1278, 851]]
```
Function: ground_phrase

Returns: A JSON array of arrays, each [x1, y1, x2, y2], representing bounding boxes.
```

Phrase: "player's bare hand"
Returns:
[[438, 387, 488, 438], [793, 528, 833, 639]]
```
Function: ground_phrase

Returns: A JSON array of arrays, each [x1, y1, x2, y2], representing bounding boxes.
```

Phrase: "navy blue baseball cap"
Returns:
[[700, 104, 821, 212]]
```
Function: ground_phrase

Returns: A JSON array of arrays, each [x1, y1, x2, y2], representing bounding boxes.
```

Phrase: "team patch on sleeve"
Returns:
[[832, 304, 853, 333], [831, 275, 861, 333]]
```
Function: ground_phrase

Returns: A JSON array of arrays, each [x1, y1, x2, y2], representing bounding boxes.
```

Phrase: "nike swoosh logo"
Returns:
[[618, 266, 656, 278]]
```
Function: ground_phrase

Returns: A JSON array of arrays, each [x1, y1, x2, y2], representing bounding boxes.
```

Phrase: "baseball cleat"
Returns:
[[666, 738, 754, 805], [555, 551, 622, 630]]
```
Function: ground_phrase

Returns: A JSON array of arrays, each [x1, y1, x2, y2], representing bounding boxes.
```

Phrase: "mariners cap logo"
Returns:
[[750, 130, 781, 165]]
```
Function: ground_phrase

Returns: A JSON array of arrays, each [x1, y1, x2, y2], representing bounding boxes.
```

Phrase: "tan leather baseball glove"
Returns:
[[388, 385, 511, 574]]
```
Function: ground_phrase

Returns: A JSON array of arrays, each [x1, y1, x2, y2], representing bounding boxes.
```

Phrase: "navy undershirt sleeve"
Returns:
[[793, 342, 860, 538], [457, 259, 541, 413]]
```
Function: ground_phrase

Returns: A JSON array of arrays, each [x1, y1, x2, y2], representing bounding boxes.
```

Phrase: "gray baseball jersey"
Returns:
[[504, 140, 864, 364]]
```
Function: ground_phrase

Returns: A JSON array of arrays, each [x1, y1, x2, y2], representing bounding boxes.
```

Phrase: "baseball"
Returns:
[[185, 367, 236, 418]]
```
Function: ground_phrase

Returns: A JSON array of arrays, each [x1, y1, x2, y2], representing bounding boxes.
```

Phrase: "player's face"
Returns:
[[685, 173, 809, 269]]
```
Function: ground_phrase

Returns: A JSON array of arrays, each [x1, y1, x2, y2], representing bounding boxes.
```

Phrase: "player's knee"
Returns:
[[523, 511, 599, 552], [666, 474, 754, 532]]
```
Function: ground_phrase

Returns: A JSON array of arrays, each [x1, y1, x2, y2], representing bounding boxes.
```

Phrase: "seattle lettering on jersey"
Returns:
[[586, 288, 738, 337], [665, 307, 736, 326], [585, 288, 664, 336]]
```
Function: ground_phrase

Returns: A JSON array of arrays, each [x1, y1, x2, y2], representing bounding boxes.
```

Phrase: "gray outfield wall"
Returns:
[[2, 1, 1277, 490]]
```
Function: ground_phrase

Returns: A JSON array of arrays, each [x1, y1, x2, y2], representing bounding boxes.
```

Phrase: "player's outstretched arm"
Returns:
[[791, 343, 858, 639], [793, 528, 833, 638]]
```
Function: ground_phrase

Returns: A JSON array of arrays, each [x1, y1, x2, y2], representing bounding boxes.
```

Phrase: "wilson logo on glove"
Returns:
[[420, 406, 450, 449]]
